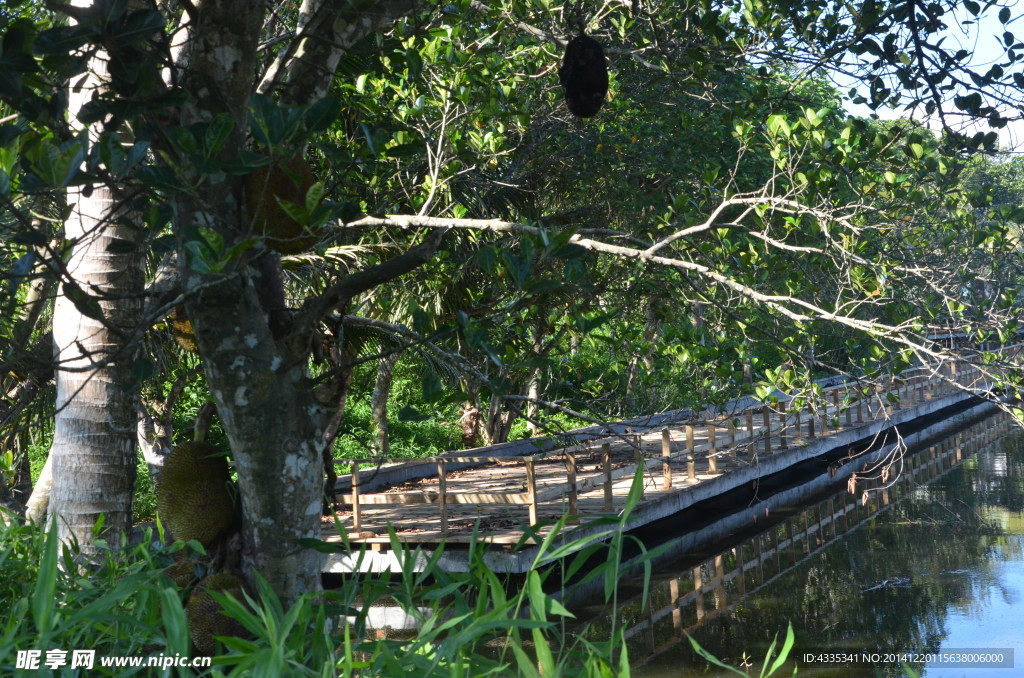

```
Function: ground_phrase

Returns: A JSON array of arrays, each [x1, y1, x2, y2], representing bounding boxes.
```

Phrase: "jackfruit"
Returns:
[[157, 442, 236, 547], [186, 571, 248, 656], [163, 555, 199, 589], [244, 155, 320, 254]]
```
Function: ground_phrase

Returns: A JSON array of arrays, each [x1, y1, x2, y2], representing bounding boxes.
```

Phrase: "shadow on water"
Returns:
[[573, 410, 1024, 677]]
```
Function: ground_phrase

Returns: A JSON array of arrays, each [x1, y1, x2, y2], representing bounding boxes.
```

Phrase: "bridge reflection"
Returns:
[[594, 412, 1018, 670]]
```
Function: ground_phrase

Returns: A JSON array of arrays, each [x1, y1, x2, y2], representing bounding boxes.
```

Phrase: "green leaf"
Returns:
[[198, 227, 224, 255], [304, 96, 342, 132], [62, 281, 105, 321], [686, 634, 750, 676], [25, 139, 84, 188], [767, 114, 791, 138], [384, 142, 425, 158], [137, 166, 186, 193], [204, 113, 235, 155], [159, 587, 190, 656], [305, 181, 325, 212], [766, 623, 796, 676], [397, 405, 430, 422], [114, 10, 165, 47], [35, 25, 95, 55], [531, 626, 557, 677], [32, 518, 60, 637]]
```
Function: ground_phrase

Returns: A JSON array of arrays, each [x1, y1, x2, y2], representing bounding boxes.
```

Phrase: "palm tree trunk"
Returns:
[[47, 14, 144, 548], [49, 181, 143, 548]]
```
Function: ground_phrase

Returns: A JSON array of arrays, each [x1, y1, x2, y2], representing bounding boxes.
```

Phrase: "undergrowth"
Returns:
[[0, 469, 661, 677]]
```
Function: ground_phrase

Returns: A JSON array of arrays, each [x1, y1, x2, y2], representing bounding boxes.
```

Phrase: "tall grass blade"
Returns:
[[31, 517, 59, 637]]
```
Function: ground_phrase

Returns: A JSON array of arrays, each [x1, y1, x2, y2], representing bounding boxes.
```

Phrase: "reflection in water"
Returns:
[[578, 412, 1024, 677]]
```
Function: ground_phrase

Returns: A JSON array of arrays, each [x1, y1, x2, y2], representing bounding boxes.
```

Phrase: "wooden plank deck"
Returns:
[[320, 354, 1016, 554]]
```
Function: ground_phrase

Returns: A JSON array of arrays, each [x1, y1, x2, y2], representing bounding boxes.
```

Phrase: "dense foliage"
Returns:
[[3, 0, 1024, 664]]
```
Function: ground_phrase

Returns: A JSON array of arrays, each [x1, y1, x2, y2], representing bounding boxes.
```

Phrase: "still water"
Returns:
[[578, 411, 1024, 677]]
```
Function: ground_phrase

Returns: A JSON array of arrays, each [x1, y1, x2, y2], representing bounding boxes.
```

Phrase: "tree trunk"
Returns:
[[371, 351, 401, 457], [460, 401, 482, 448], [321, 340, 358, 513], [49, 178, 143, 550], [525, 314, 546, 436], [181, 267, 325, 604], [525, 372, 541, 436], [166, 0, 327, 603], [137, 403, 172, 485], [24, 454, 52, 523]]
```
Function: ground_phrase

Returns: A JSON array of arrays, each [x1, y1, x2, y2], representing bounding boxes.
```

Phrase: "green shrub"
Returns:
[[0, 468, 656, 676]]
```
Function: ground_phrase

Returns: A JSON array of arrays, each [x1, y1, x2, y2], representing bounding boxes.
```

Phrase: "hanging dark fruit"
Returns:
[[559, 33, 609, 118]]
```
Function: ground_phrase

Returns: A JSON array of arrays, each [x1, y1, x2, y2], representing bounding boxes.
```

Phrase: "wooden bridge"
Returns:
[[321, 350, 1020, 573], [616, 410, 1014, 668]]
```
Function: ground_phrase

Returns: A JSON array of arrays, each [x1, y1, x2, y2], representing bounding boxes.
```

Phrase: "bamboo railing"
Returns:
[[620, 415, 1012, 666], [333, 345, 1021, 536]]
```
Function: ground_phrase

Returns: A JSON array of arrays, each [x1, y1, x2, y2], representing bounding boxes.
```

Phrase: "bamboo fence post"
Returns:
[[762, 407, 772, 455], [708, 423, 718, 473], [693, 565, 704, 620], [603, 443, 613, 510], [745, 409, 755, 453], [845, 387, 853, 427], [437, 461, 448, 535], [351, 462, 361, 532], [820, 397, 829, 434], [670, 579, 682, 633], [779, 408, 788, 449], [525, 458, 538, 526], [661, 429, 672, 489], [567, 450, 578, 519], [733, 546, 747, 596], [686, 424, 696, 480], [715, 554, 727, 609], [856, 392, 864, 423], [633, 445, 645, 499], [807, 401, 816, 439]]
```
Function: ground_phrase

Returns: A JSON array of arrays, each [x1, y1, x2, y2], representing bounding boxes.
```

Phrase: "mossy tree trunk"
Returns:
[[37, 0, 436, 604], [169, 0, 326, 603]]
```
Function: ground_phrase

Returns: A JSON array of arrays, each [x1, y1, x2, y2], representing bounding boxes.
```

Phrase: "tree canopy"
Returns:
[[2, 0, 1024, 605]]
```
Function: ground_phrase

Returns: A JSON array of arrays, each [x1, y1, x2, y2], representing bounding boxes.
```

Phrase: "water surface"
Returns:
[[579, 412, 1024, 677]]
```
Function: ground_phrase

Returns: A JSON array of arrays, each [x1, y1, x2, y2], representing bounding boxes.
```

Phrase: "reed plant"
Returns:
[[0, 468, 659, 676]]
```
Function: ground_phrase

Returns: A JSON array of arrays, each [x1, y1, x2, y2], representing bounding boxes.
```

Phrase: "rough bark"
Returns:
[[181, 271, 326, 603], [259, 0, 426, 104], [169, 0, 327, 604], [371, 350, 401, 457], [460, 401, 482, 448], [525, 314, 546, 436]]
